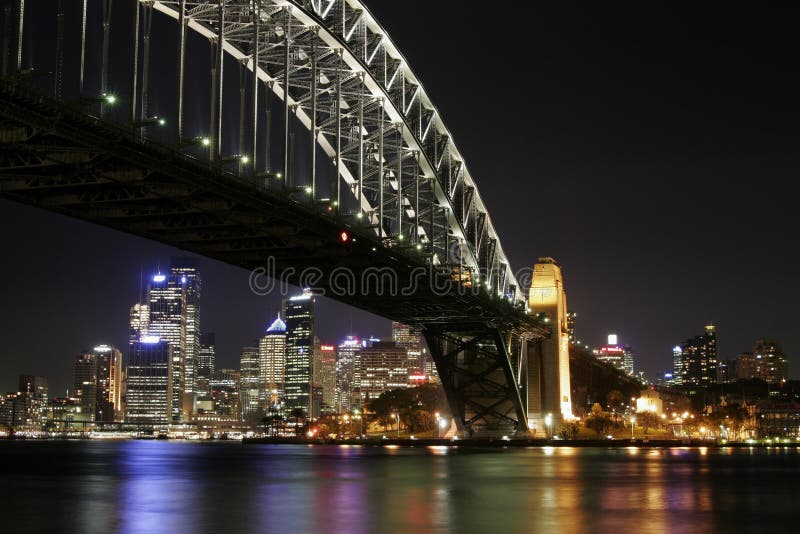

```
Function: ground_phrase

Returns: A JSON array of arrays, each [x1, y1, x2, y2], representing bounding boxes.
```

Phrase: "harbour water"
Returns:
[[0, 441, 797, 533]]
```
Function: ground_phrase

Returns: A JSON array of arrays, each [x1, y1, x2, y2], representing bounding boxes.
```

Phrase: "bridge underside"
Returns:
[[0, 84, 547, 437]]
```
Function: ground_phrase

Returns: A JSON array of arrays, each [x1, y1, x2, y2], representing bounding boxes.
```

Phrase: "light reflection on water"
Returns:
[[0, 442, 798, 533]]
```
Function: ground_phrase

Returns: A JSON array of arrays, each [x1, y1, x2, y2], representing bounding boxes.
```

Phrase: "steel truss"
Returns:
[[425, 327, 530, 437]]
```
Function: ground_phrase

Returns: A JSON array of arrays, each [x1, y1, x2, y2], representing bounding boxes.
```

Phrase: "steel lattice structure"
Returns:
[[148, 0, 522, 304], [0, 0, 553, 437]]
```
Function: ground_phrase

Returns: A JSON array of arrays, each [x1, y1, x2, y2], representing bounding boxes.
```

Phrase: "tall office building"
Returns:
[[336, 336, 362, 412], [129, 303, 149, 344], [210, 369, 241, 419], [141, 260, 201, 421], [313, 340, 336, 415], [593, 335, 633, 375], [74, 353, 98, 420], [622, 346, 635, 376], [94, 344, 123, 421], [391, 322, 424, 371], [240, 346, 261, 417], [360, 341, 409, 405], [197, 333, 216, 397], [737, 340, 789, 384], [283, 292, 315, 417], [677, 324, 717, 387], [170, 260, 201, 404], [259, 315, 287, 409], [124, 338, 173, 426], [672, 345, 684, 385]]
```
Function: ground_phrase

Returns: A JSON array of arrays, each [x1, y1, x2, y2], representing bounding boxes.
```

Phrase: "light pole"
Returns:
[[544, 413, 552, 439], [630, 416, 636, 440], [394, 411, 400, 438], [439, 417, 447, 439], [354, 409, 362, 437], [435, 412, 440, 437]]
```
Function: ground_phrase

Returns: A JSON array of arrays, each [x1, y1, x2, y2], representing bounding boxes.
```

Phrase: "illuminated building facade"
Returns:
[[677, 325, 717, 386], [752, 339, 788, 384], [240, 346, 261, 417], [259, 315, 286, 409], [313, 340, 336, 415], [73, 353, 98, 421], [391, 322, 425, 371], [360, 341, 409, 404], [593, 334, 635, 375], [336, 336, 362, 412], [18, 375, 48, 404], [283, 292, 315, 417], [124, 338, 173, 426], [672, 346, 684, 385], [197, 333, 216, 397], [170, 261, 202, 406], [93, 344, 123, 421], [528, 257, 573, 424], [209, 368, 241, 419]]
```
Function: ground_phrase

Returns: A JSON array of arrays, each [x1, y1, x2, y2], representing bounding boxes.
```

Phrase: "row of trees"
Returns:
[[368, 384, 448, 433]]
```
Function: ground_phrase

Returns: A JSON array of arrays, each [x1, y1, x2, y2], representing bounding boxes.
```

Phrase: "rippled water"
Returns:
[[0, 441, 797, 533]]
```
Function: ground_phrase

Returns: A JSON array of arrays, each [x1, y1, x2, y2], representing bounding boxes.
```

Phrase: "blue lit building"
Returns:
[[124, 338, 173, 426], [282, 293, 315, 417]]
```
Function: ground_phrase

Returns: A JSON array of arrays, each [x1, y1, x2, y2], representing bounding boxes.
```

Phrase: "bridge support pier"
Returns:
[[424, 326, 530, 439]]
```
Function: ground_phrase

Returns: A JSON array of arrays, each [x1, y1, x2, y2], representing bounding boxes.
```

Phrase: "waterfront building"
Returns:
[[312, 340, 336, 415], [391, 322, 425, 371], [752, 339, 788, 384], [18, 375, 48, 404], [197, 333, 216, 397], [240, 346, 261, 418], [360, 341, 409, 404], [677, 325, 718, 386], [672, 345, 684, 385], [209, 368, 241, 420], [259, 315, 286, 409], [283, 292, 315, 417], [124, 338, 173, 426], [336, 336, 362, 412], [93, 344, 123, 421], [74, 353, 98, 420]]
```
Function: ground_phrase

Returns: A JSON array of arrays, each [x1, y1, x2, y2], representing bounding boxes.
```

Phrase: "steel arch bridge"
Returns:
[[0, 0, 553, 437]]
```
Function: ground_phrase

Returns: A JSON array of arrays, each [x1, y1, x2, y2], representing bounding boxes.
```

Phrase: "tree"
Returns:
[[585, 403, 613, 438], [606, 390, 624, 412], [636, 411, 660, 435], [557, 421, 579, 440]]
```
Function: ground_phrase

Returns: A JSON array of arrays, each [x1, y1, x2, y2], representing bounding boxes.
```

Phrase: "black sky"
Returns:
[[1, 1, 799, 394]]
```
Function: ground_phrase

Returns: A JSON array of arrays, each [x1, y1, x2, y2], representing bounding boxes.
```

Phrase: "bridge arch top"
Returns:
[[150, 0, 524, 304]]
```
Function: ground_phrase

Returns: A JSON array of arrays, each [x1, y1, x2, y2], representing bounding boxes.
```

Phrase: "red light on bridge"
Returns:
[[339, 230, 351, 243]]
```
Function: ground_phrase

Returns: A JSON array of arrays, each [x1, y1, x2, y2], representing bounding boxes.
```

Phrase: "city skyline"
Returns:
[[1, 2, 798, 396]]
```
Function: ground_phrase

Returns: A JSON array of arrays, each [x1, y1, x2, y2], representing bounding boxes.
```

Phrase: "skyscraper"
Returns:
[[240, 346, 261, 418], [751, 339, 788, 384], [360, 341, 409, 404], [18, 375, 48, 403], [197, 333, 216, 397], [391, 322, 424, 371], [672, 345, 684, 385], [74, 353, 98, 420], [93, 344, 123, 422], [141, 260, 201, 421], [170, 260, 201, 406], [259, 315, 287, 409], [336, 336, 362, 412], [283, 292, 315, 417], [124, 338, 173, 426], [678, 325, 717, 386], [313, 340, 336, 415], [623, 346, 635, 376]]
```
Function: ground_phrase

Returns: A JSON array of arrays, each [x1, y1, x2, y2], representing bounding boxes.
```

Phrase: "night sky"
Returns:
[[1, 2, 798, 395]]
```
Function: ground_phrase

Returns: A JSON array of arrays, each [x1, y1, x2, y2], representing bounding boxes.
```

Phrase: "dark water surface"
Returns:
[[0, 441, 797, 533]]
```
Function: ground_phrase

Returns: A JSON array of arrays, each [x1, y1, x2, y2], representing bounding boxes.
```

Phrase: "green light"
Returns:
[[157, 118, 166, 126], [241, 155, 250, 164], [104, 94, 117, 105], [304, 186, 312, 194], [201, 137, 211, 147]]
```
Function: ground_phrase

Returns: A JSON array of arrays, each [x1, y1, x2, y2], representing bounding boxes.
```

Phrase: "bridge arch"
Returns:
[[150, 0, 523, 304]]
